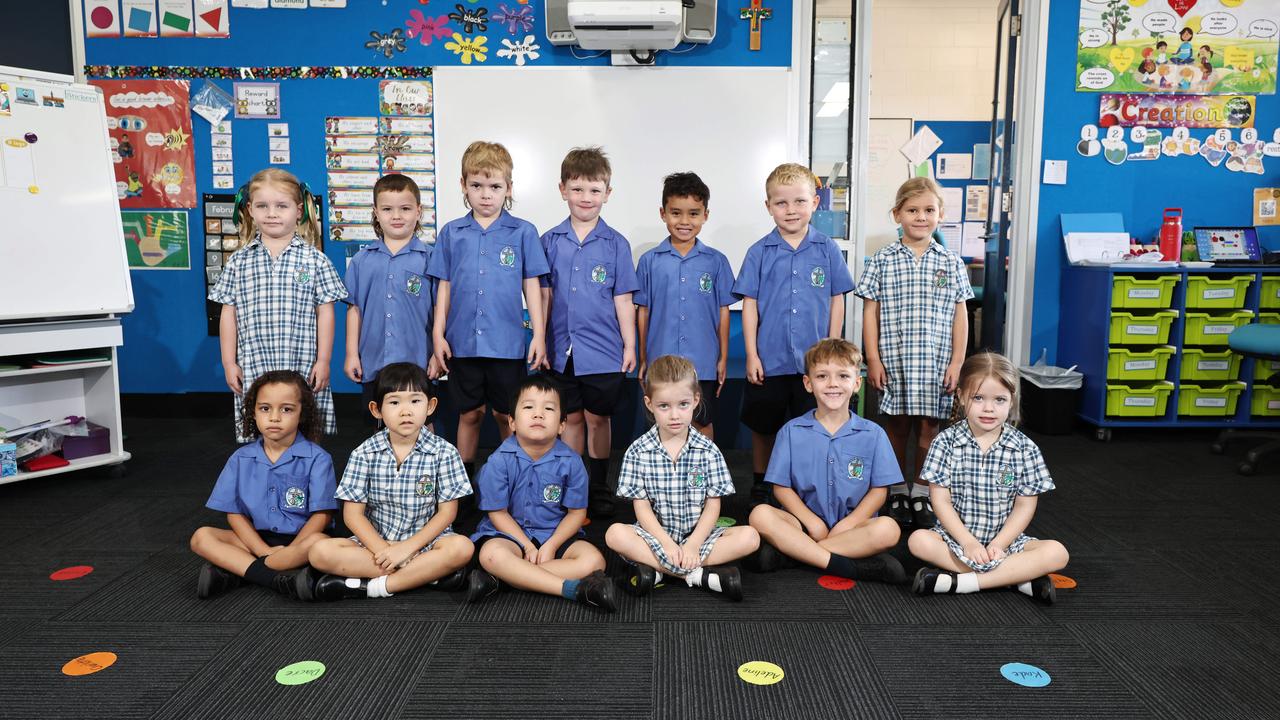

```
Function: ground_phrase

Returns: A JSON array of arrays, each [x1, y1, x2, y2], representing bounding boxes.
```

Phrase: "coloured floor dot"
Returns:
[[275, 660, 326, 686], [1049, 573, 1077, 589], [1000, 662, 1051, 687], [817, 575, 855, 591], [50, 565, 95, 581], [715, 516, 736, 527], [738, 660, 785, 685], [62, 651, 117, 676]]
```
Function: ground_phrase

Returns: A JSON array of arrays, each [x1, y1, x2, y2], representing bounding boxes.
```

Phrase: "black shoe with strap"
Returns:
[[432, 567, 469, 592], [701, 566, 743, 602], [911, 567, 957, 595], [910, 496, 937, 529], [465, 569, 500, 604], [1028, 574, 1056, 605], [310, 573, 369, 602], [623, 563, 656, 596]]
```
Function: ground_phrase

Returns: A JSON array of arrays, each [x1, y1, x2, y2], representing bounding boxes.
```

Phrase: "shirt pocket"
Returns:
[[835, 451, 872, 511], [805, 260, 832, 293], [484, 237, 521, 272], [279, 472, 314, 518], [587, 258, 617, 298], [531, 471, 568, 528]]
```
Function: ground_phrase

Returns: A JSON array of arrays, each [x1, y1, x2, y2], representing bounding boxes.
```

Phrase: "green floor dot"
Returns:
[[276, 660, 326, 686]]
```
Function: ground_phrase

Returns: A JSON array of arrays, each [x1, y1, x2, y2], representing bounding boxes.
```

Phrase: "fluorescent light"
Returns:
[[816, 102, 847, 118], [822, 81, 849, 104]]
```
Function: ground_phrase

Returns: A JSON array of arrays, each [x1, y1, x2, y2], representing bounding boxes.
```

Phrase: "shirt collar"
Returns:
[[370, 427, 440, 456], [635, 425, 708, 455], [458, 209, 518, 231], [250, 435, 315, 465], [955, 421, 1021, 451], [548, 216, 614, 246], [655, 237, 705, 258], [790, 409, 869, 438], [369, 236, 429, 257], [761, 225, 819, 251], [891, 239, 946, 257], [245, 233, 306, 252], [496, 435, 574, 463]]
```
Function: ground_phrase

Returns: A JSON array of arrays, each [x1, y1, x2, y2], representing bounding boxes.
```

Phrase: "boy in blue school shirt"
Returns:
[[430, 141, 550, 485], [539, 147, 640, 518], [343, 174, 436, 416], [635, 172, 735, 440], [734, 163, 855, 504], [747, 339, 906, 583]]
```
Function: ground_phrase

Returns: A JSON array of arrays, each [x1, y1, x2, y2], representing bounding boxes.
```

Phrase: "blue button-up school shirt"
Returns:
[[427, 211, 549, 359], [733, 227, 855, 376], [206, 436, 338, 534], [343, 237, 435, 379], [634, 237, 736, 382], [471, 436, 589, 544], [764, 410, 902, 528], [540, 217, 640, 376]]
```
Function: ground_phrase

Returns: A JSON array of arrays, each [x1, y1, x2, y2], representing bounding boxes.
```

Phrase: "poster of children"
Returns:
[[89, 79, 197, 208], [1076, 0, 1279, 94]]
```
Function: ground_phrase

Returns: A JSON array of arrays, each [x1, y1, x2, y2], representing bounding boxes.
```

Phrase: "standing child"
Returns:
[[605, 356, 760, 600], [190, 370, 336, 598], [539, 147, 639, 517], [908, 352, 1069, 603], [466, 376, 617, 611], [430, 141, 549, 484], [209, 168, 347, 442], [635, 172, 735, 440], [301, 363, 474, 600], [735, 163, 855, 503], [747, 339, 906, 583], [856, 177, 972, 529], [343, 174, 437, 414]]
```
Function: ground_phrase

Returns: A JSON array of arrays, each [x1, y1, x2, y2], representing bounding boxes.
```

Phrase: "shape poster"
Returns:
[[122, 210, 189, 269], [1077, 0, 1279, 94], [91, 79, 197, 208]]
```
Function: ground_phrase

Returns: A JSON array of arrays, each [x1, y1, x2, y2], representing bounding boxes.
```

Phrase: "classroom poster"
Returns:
[[1076, 0, 1279, 94], [91, 79, 197, 208], [122, 210, 189, 269]]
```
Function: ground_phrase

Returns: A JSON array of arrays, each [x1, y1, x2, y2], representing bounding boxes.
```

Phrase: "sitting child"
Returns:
[[190, 370, 336, 598], [908, 352, 1070, 603], [465, 376, 617, 611], [301, 363, 475, 600], [747, 339, 906, 583], [605, 355, 760, 600]]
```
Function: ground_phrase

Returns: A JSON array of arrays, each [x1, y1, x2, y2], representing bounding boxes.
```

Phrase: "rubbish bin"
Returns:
[[1019, 361, 1083, 435]]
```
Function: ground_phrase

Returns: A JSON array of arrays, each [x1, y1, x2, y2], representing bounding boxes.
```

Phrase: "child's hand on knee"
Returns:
[[986, 543, 1007, 561], [663, 540, 683, 568], [803, 518, 829, 541], [963, 541, 989, 564], [535, 544, 557, 565], [679, 542, 701, 570], [522, 543, 539, 563]]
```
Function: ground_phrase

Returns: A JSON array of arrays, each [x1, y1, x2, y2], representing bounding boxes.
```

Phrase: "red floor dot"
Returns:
[[817, 575, 855, 591], [50, 565, 94, 581]]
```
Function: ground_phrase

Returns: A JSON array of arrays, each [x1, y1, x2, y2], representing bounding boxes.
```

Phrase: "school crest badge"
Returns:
[[591, 264, 608, 284], [499, 246, 516, 267], [416, 475, 435, 496], [998, 465, 1016, 486], [698, 272, 713, 293], [406, 274, 422, 296], [934, 269, 948, 288], [295, 269, 312, 286], [688, 469, 707, 488], [810, 266, 826, 288], [284, 486, 306, 508], [847, 458, 864, 480], [543, 484, 563, 502]]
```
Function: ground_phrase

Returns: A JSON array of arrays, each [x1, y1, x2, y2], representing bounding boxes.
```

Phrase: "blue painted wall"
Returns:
[[1030, 0, 1280, 364]]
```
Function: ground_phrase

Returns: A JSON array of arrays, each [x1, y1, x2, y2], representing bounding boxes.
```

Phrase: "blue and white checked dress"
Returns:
[[337, 427, 472, 546], [854, 240, 973, 418], [616, 426, 735, 575], [209, 235, 347, 441], [920, 422, 1055, 572]]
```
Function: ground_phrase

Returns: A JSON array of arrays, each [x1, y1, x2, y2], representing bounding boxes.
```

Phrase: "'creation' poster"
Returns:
[[90, 79, 197, 208], [1076, 0, 1279, 95]]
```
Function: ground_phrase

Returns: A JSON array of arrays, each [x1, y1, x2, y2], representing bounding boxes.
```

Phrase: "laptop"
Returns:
[[1193, 226, 1263, 265]]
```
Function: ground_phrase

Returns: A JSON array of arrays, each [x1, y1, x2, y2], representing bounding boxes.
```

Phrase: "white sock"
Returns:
[[366, 575, 393, 598], [685, 568, 704, 587], [956, 572, 980, 593], [910, 482, 930, 499], [1016, 581, 1033, 596]]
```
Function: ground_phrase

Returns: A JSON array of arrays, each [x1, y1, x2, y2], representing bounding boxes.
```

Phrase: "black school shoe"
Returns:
[[746, 541, 788, 573], [1027, 575, 1056, 605], [910, 496, 937, 529], [270, 568, 307, 599], [852, 553, 908, 585], [588, 490, 617, 519], [576, 570, 618, 612], [700, 566, 744, 602], [303, 571, 369, 602], [911, 567, 957, 595], [432, 567, 469, 593], [465, 569, 501, 604], [622, 563, 657, 596], [888, 493, 912, 525], [196, 563, 241, 599]]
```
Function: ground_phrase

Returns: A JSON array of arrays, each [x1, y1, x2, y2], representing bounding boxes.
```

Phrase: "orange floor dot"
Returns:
[[1049, 573, 1077, 589], [62, 651, 117, 676]]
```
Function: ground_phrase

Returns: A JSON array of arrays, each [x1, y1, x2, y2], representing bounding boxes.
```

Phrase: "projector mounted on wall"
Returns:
[[546, 0, 717, 66]]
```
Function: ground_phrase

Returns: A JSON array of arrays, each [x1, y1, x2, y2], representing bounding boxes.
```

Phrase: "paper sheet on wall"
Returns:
[[971, 143, 991, 180], [2, 139, 38, 189], [938, 222, 962, 249], [85, 0, 122, 37], [122, 0, 157, 37], [899, 125, 942, 165], [1255, 188, 1280, 226], [936, 153, 972, 180], [1064, 232, 1130, 265], [965, 185, 989, 223], [961, 222, 986, 258], [940, 187, 963, 221], [911, 160, 932, 178], [158, 0, 194, 36]]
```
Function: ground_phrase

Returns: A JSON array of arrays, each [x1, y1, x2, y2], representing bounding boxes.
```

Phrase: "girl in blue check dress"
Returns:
[[605, 355, 760, 600], [855, 178, 973, 528], [210, 168, 347, 442], [907, 352, 1069, 604]]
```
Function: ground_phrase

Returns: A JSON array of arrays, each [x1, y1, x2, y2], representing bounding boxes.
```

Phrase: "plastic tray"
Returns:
[[1177, 382, 1246, 417], [1109, 310, 1178, 345], [1179, 348, 1241, 381], [1184, 275, 1252, 309], [1253, 384, 1280, 417], [1110, 275, 1179, 309], [1105, 381, 1174, 417], [1261, 276, 1280, 310], [1106, 346, 1174, 381], [1184, 310, 1254, 346], [1257, 358, 1280, 382]]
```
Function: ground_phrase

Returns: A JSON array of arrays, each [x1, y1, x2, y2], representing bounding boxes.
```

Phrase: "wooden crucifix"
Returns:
[[739, 0, 772, 51]]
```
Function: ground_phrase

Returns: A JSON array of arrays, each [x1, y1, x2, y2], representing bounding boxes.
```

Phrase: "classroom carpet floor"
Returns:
[[1, 410, 1279, 719]]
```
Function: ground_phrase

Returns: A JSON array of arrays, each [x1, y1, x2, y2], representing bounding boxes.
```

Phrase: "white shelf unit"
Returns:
[[0, 317, 130, 486]]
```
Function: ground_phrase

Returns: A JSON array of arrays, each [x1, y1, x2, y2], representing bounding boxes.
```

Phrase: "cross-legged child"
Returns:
[[735, 163, 855, 504], [605, 355, 760, 601], [908, 352, 1069, 604], [747, 339, 906, 583], [301, 363, 474, 600], [465, 375, 617, 611], [856, 177, 972, 529], [190, 370, 336, 598], [539, 147, 639, 517], [635, 172, 735, 441]]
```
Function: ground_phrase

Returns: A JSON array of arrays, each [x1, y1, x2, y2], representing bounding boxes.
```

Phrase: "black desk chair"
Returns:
[[1211, 323, 1280, 475]]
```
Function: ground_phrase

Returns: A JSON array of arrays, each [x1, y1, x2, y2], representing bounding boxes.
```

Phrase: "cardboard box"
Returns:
[[60, 422, 111, 460]]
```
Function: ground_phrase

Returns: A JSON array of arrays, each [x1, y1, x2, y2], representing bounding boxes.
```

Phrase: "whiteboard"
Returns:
[[434, 66, 797, 276], [0, 68, 133, 321], [865, 118, 912, 256]]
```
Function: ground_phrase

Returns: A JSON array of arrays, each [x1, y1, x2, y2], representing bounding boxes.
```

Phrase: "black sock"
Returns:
[[587, 457, 609, 492], [753, 472, 766, 487], [463, 462, 476, 482], [243, 557, 278, 588], [825, 553, 858, 579]]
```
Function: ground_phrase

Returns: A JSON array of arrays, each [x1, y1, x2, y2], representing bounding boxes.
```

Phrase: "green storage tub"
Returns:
[[1109, 310, 1178, 345], [1179, 348, 1241, 381], [1261, 276, 1280, 310], [1105, 381, 1174, 417], [1253, 385, 1280, 417], [1184, 310, 1254, 346], [1261, 312, 1280, 325], [1256, 358, 1280, 382], [1106, 346, 1174, 381], [1184, 275, 1252, 309], [1110, 275, 1179, 309], [1177, 382, 1246, 417]]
